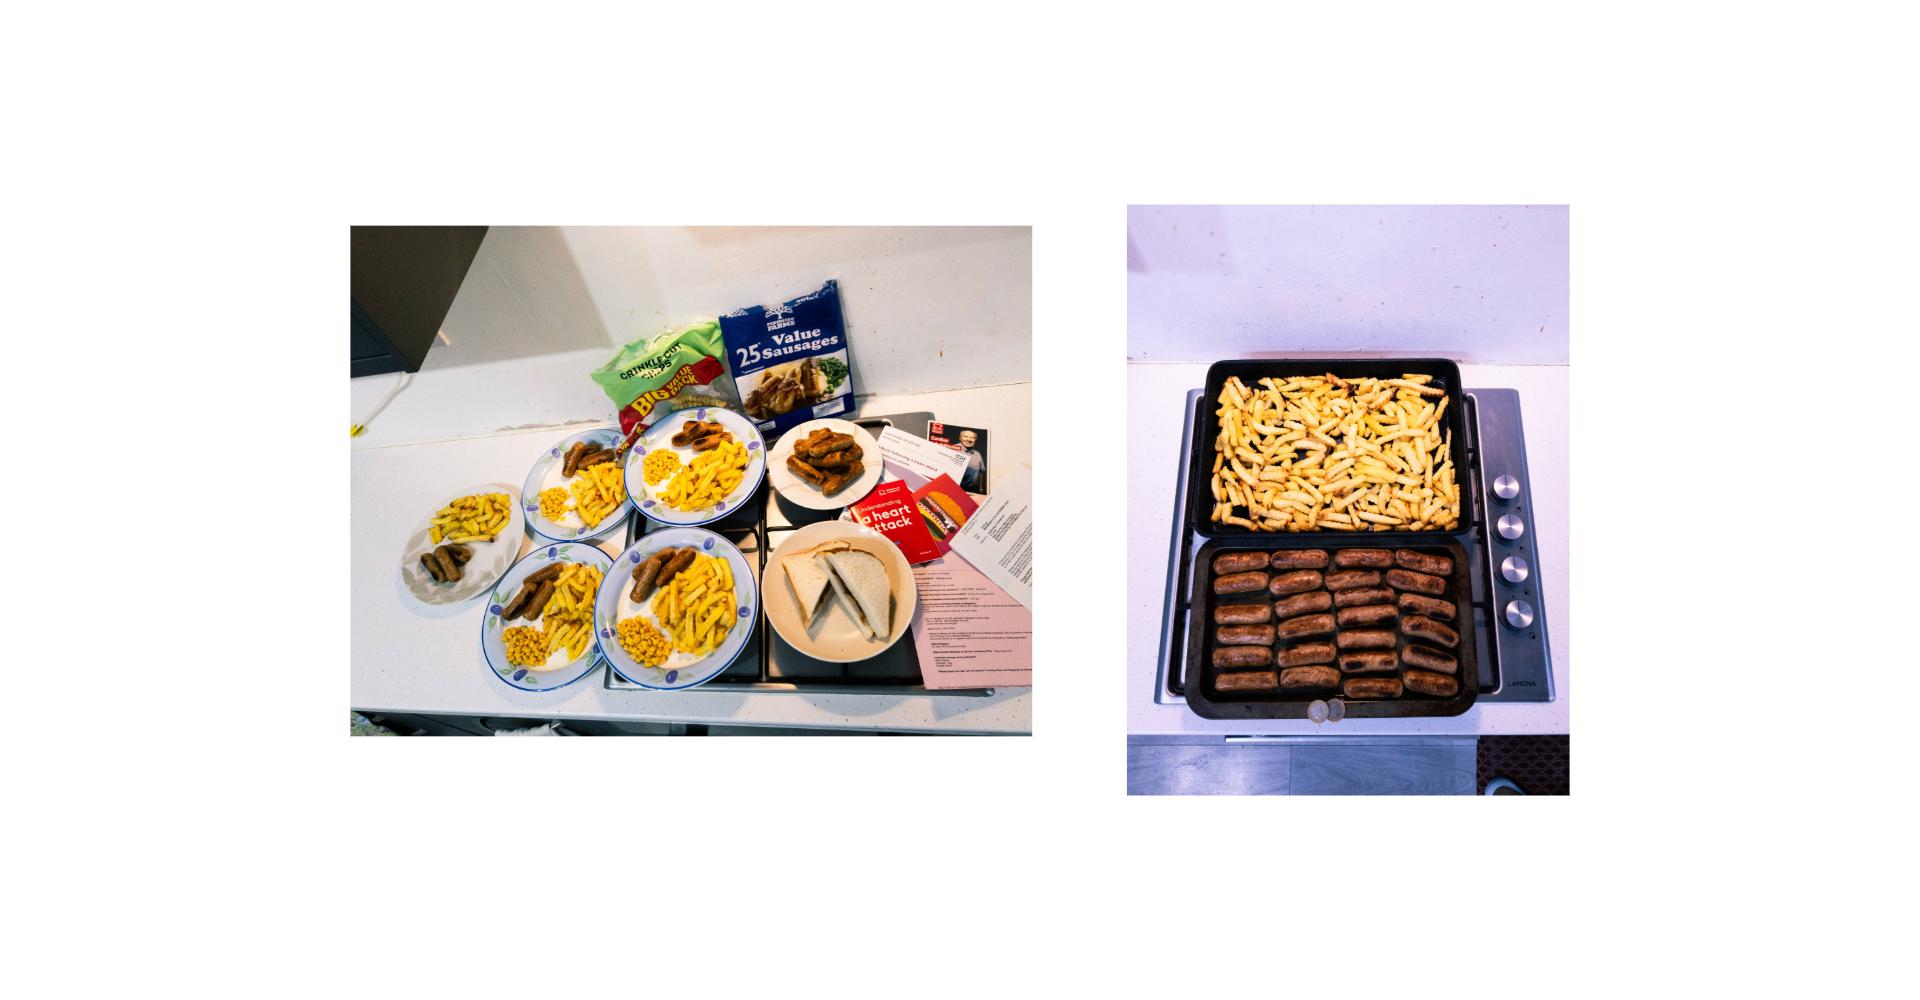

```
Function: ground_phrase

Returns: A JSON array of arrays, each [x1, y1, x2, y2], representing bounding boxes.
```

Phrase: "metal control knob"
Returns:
[[1496, 513, 1526, 540], [1492, 474, 1520, 502], [1500, 554, 1530, 584], [1504, 599, 1535, 630]]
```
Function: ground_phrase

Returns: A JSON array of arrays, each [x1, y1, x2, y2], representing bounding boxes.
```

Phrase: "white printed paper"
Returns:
[[948, 469, 1032, 609], [876, 426, 971, 489]]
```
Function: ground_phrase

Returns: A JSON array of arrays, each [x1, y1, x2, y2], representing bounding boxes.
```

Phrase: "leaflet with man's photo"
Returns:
[[928, 422, 989, 494], [875, 425, 971, 490]]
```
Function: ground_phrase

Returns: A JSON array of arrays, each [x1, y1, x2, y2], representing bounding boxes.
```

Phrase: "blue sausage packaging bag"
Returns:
[[718, 279, 855, 437]]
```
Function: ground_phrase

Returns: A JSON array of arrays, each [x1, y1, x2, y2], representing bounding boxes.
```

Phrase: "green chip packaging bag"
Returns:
[[590, 321, 741, 443]]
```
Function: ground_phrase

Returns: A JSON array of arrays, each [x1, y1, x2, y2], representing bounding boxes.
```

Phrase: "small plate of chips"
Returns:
[[480, 542, 613, 692], [521, 428, 633, 542], [593, 527, 758, 690], [399, 482, 525, 606], [623, 406, 766, 528]]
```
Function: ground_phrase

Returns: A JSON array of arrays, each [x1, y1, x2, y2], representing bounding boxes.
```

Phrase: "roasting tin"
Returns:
[[1188, 358, 1472, 541], [1183, 534, 1479, 720]]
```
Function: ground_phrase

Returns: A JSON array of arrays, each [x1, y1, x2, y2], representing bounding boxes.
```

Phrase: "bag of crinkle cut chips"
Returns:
[[719, 279, 856, 438], [590, 320, 742, 441]]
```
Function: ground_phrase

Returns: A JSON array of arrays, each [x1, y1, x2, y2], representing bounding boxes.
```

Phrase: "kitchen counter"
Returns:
[[352, 353, 1032, 733], [1127, 362, 1568, 736]]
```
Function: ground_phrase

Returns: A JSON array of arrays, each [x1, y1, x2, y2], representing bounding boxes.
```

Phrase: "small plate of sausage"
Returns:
[[399, 481, 526, 607], [766, 418, 882, 510]]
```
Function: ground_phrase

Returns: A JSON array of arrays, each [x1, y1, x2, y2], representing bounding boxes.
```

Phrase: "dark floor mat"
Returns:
[[1476, 735, 1569, 795]]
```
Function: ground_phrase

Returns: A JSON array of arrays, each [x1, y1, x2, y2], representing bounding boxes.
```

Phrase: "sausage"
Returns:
[[1386, 569, 1447, 596], [420, 552, 446, 583], [433, 548, 463, 582], [1280, 666, 1341, 689], [561, 441, 588, 476], [1335, 603, 1398, 628], [1216, 624, 1276, 647], [629, 549, 671, 602], [1212, 646, 1273, 669], [821, 461, 864, 494], [1214, 670, 1279, 692], [1324, 569, 1382, 591], [1212, 551, 1272, 575], [1333, 548, 1393, 568], [1403, 644, 1458, 674], [1270, 549, 1329, 570], [1273, 591, 1333, 618], [1401, 615, 1460, 649], [1276, 613, 1335, 639], [787, 454, 827, 485], [658, 548, 699, 586], [1395, 550, 1453, 575], [524, 563, 566, 587], [501, 582, 535, 619], [444, 544, 473, 565], [1336, 629, 1397, 650], [812, 449, 858, 469], [1267, 570, 1324, 596], [1213, 602, 1272, 626], [1338, 650, 1399, 674], [1213, 571, 1269, 595], [1277, 641, 1337, 666], [1404, 670, 1460, 697], [1342, 677, 1404, 699], [520, 580, 556, 621], [807, 434, 857, 458], [1332, 586, 1395, 608], [1397, 593, 1457, 622]]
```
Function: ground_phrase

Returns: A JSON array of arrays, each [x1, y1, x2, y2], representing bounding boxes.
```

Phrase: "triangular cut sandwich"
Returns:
[[781, 547, 834, 626], [820, 547, 891, 641]]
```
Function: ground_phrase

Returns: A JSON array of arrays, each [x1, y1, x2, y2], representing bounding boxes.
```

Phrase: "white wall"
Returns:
[[1128, 205, 1568, 364], [428, 226, 1033, 395]]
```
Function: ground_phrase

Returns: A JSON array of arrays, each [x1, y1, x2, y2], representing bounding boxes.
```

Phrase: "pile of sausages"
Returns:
[[1207, 547, 1463, 700]]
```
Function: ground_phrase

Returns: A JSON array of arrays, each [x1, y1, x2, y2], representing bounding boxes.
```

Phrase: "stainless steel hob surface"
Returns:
[[1154, 386, 1554, 709]]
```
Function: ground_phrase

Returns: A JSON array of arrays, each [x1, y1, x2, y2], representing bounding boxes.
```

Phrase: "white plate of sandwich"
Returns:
[[765, 520, 917, 662]]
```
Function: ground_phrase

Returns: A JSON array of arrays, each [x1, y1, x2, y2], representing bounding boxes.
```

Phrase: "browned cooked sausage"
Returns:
[[1280, 666, 1341, 689], [1333, 548, 1393, 568], [1212, 551, 1271, 575], [1324, 569, 1382, 591], [1332, 586, 1395, 608], [1267, 570, 1324, 596], [1270, 549, 1330, 570], [1338, 650, 1399, 673], [524, 563, 566, 587], [1277, 642, 1337, 666], [629, 549, 672, 602], [1397, 593, 1457, 621], [1386, 569, 1447, 596], [1404, 670, 1460, 697], [1403, 644, 1458, 674], [658, 548, 699, 587], [501, 582, 537, 619], [1212, 647, 1273, 669], [1335, 604, 1398, 628], [421, 552, 446, 583], [1216, 624, 1276, 647], [1274, 591, 1333, 618], [1213, 570, 1269, 595], [1395, 550, 1454, 575], [1214, 670, 1280, 691], [1276, 613, 1335, 639], [1401, 615, 1460, 649], [1213, 602, 1272, 626], [1343, 677, 1404, 699], [444, 544, 473, 565], [1336, 629, 1396, 650], [520, 580, 556, 621]]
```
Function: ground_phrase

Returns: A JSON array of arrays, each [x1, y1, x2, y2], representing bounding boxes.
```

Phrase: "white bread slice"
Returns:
[[781, 548, 834, 626], [821, 548, 891, 641]]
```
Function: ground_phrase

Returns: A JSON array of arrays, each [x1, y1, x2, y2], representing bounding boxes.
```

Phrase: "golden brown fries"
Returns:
[[430, 492, 511, 545], [649, 553, 736, 657], [1210, 374, 1459, 532]]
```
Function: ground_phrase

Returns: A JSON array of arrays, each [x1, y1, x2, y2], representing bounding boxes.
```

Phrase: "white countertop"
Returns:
[[1126, 362, 1568, 736], [352, 353, 1031, 733]]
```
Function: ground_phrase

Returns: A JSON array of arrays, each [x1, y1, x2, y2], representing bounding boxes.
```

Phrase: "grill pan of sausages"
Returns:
[[1183, 536, 1477, 719]]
